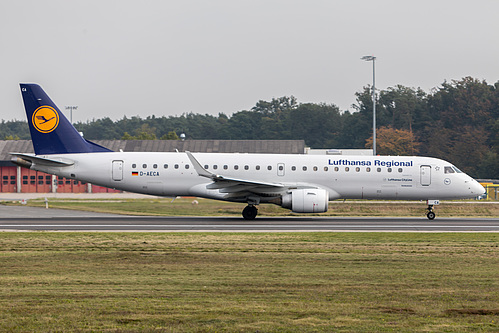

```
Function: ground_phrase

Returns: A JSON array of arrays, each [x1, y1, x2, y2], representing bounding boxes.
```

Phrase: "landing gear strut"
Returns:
[[242, 205, 258, 220]]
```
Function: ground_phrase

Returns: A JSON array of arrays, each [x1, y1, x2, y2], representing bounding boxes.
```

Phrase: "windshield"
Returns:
[[444, 166, 455, 174]]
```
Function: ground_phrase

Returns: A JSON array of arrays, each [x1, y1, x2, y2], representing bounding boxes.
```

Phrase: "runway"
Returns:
[[1, 215, 499, 232]]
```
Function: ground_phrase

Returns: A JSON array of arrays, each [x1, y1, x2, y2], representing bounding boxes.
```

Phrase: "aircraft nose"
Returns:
[[471, 180, 485, 196]]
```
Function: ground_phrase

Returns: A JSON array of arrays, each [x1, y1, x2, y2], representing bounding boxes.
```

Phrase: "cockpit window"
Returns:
[[444, 166, 455, 174], [452, 166, 463, 173]]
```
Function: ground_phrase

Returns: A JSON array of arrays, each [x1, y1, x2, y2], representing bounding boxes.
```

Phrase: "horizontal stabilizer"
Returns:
[[10, 153, 74, 167]]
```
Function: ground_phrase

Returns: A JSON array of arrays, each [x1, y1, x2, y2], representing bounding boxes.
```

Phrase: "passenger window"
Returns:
[[279, 165, 284, 171], [244, 165, 249, 170], [132, 164, 136, 168], [164, 164, 168, 169], [355, 167, 360, 172], [334, 167, 339, 172], [267, 166, 272, 171], [153, 164, 158, 169], [256, 165, 260, 170], [313, 166, 318, 171], [387, 168, 392, 173], [142, 164, 147, 168], [302, 166, 307, 171], [345, 167, 350, 172], [174, 164, 179, 169], [366, 167, 371, 172], [213, 165, 218, 170], [234, 165, 239, 170], [291, 166, 296, 171], [223, 165, 228, 170], [444, 166, 455, 174], [377, 168, 381, 172], [185, 164, 190, 169], [324, 167, 328, 172], [204, 165, 209, 169], [398, 168, 403, 173]]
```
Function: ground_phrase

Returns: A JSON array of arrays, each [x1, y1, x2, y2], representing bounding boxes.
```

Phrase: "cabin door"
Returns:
[[112, 160, 123, 181], [420, 165, 431, 186]]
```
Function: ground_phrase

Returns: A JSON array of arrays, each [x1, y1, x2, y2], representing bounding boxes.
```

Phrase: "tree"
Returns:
[[365, 126, 420, 156], [378, 85, 428, 132], [423, 77, 497, 176], [121, 132, 135, 140], [160, 131, 180, 140]]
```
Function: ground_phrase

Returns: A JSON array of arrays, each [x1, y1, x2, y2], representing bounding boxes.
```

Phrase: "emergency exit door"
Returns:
[[420, 165, 431, 186], [112, 160, 123, 181]]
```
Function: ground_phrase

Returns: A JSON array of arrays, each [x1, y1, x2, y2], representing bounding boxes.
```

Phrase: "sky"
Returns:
[[1, 0, 499, 123]]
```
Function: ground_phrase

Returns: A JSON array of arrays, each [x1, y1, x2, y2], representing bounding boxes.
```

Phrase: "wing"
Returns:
[[186, 151, 320, 203], [36, 116, 46, 120]]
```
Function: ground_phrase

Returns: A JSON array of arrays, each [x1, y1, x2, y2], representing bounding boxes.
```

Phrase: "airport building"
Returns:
[[0, 140, 305, 193]]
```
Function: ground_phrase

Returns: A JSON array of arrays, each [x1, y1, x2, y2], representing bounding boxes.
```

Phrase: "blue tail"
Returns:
[[20, 83, 113, 155]]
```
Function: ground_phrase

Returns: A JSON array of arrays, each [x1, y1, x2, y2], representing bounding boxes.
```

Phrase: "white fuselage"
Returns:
[[29, 152, 484, 202]]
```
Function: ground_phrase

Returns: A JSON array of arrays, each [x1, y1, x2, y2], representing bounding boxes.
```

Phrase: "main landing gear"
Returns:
[[242, 205, 258, 220]]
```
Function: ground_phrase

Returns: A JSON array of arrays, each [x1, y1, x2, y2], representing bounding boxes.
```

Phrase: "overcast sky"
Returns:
[[1, 0, 498, 123]]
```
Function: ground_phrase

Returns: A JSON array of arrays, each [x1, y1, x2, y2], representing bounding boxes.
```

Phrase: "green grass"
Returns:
[[0, 233, 498, 332], [4, 197, 499, 218]]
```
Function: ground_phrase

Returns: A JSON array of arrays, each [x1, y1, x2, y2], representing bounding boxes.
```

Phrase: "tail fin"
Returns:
[[20, 83, 112, 155]]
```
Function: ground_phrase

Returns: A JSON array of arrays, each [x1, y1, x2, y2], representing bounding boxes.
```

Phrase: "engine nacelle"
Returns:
[[281, 189, 329, 213]]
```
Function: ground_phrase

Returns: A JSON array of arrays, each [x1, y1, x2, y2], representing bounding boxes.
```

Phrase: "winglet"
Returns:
[[186, 151, 216, 179]]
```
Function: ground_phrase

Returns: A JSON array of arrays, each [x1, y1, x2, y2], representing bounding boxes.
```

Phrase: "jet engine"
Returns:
[[281, 189, 329, 213]]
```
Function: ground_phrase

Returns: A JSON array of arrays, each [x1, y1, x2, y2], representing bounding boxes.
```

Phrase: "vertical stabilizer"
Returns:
[[20, 83, 112, 155]]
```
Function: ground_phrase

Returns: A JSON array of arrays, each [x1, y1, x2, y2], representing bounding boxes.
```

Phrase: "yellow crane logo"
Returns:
[[32, 106, 59, 133]]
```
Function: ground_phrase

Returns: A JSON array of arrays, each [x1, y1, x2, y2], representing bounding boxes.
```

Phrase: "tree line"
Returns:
[[1, 77, 498, 178]]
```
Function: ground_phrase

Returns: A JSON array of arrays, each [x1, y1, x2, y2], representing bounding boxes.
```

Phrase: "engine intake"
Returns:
[[281, 189, 329, 213]]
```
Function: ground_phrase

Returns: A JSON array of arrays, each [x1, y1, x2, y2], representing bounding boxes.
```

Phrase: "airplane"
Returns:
[[11, 83, 485, 220]]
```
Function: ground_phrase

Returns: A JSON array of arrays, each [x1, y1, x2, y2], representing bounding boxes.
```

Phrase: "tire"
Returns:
[[242, 205, 258, 220], [427, 211, 436, 220]]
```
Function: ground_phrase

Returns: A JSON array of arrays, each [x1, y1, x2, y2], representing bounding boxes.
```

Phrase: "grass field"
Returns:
[[1, 232, 498, 332], [7, 197, 499, 218]]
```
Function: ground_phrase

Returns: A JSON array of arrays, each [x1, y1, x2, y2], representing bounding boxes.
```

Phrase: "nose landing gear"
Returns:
[[426, 206, 436, 220], [242, 205, 258, 220], [425, 200, 439, 220]]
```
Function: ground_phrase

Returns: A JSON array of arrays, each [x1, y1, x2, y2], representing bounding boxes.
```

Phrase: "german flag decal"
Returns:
[[132, 171, 139, 176]]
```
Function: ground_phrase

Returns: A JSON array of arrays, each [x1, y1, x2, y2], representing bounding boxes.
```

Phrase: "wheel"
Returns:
[[242, 205, 258, 220], [427, 211, 436, 220]]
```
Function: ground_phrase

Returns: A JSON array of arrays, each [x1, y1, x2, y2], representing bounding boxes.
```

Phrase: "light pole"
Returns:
[[361, 55, 376, 156], [65, 106, 78, 125]]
